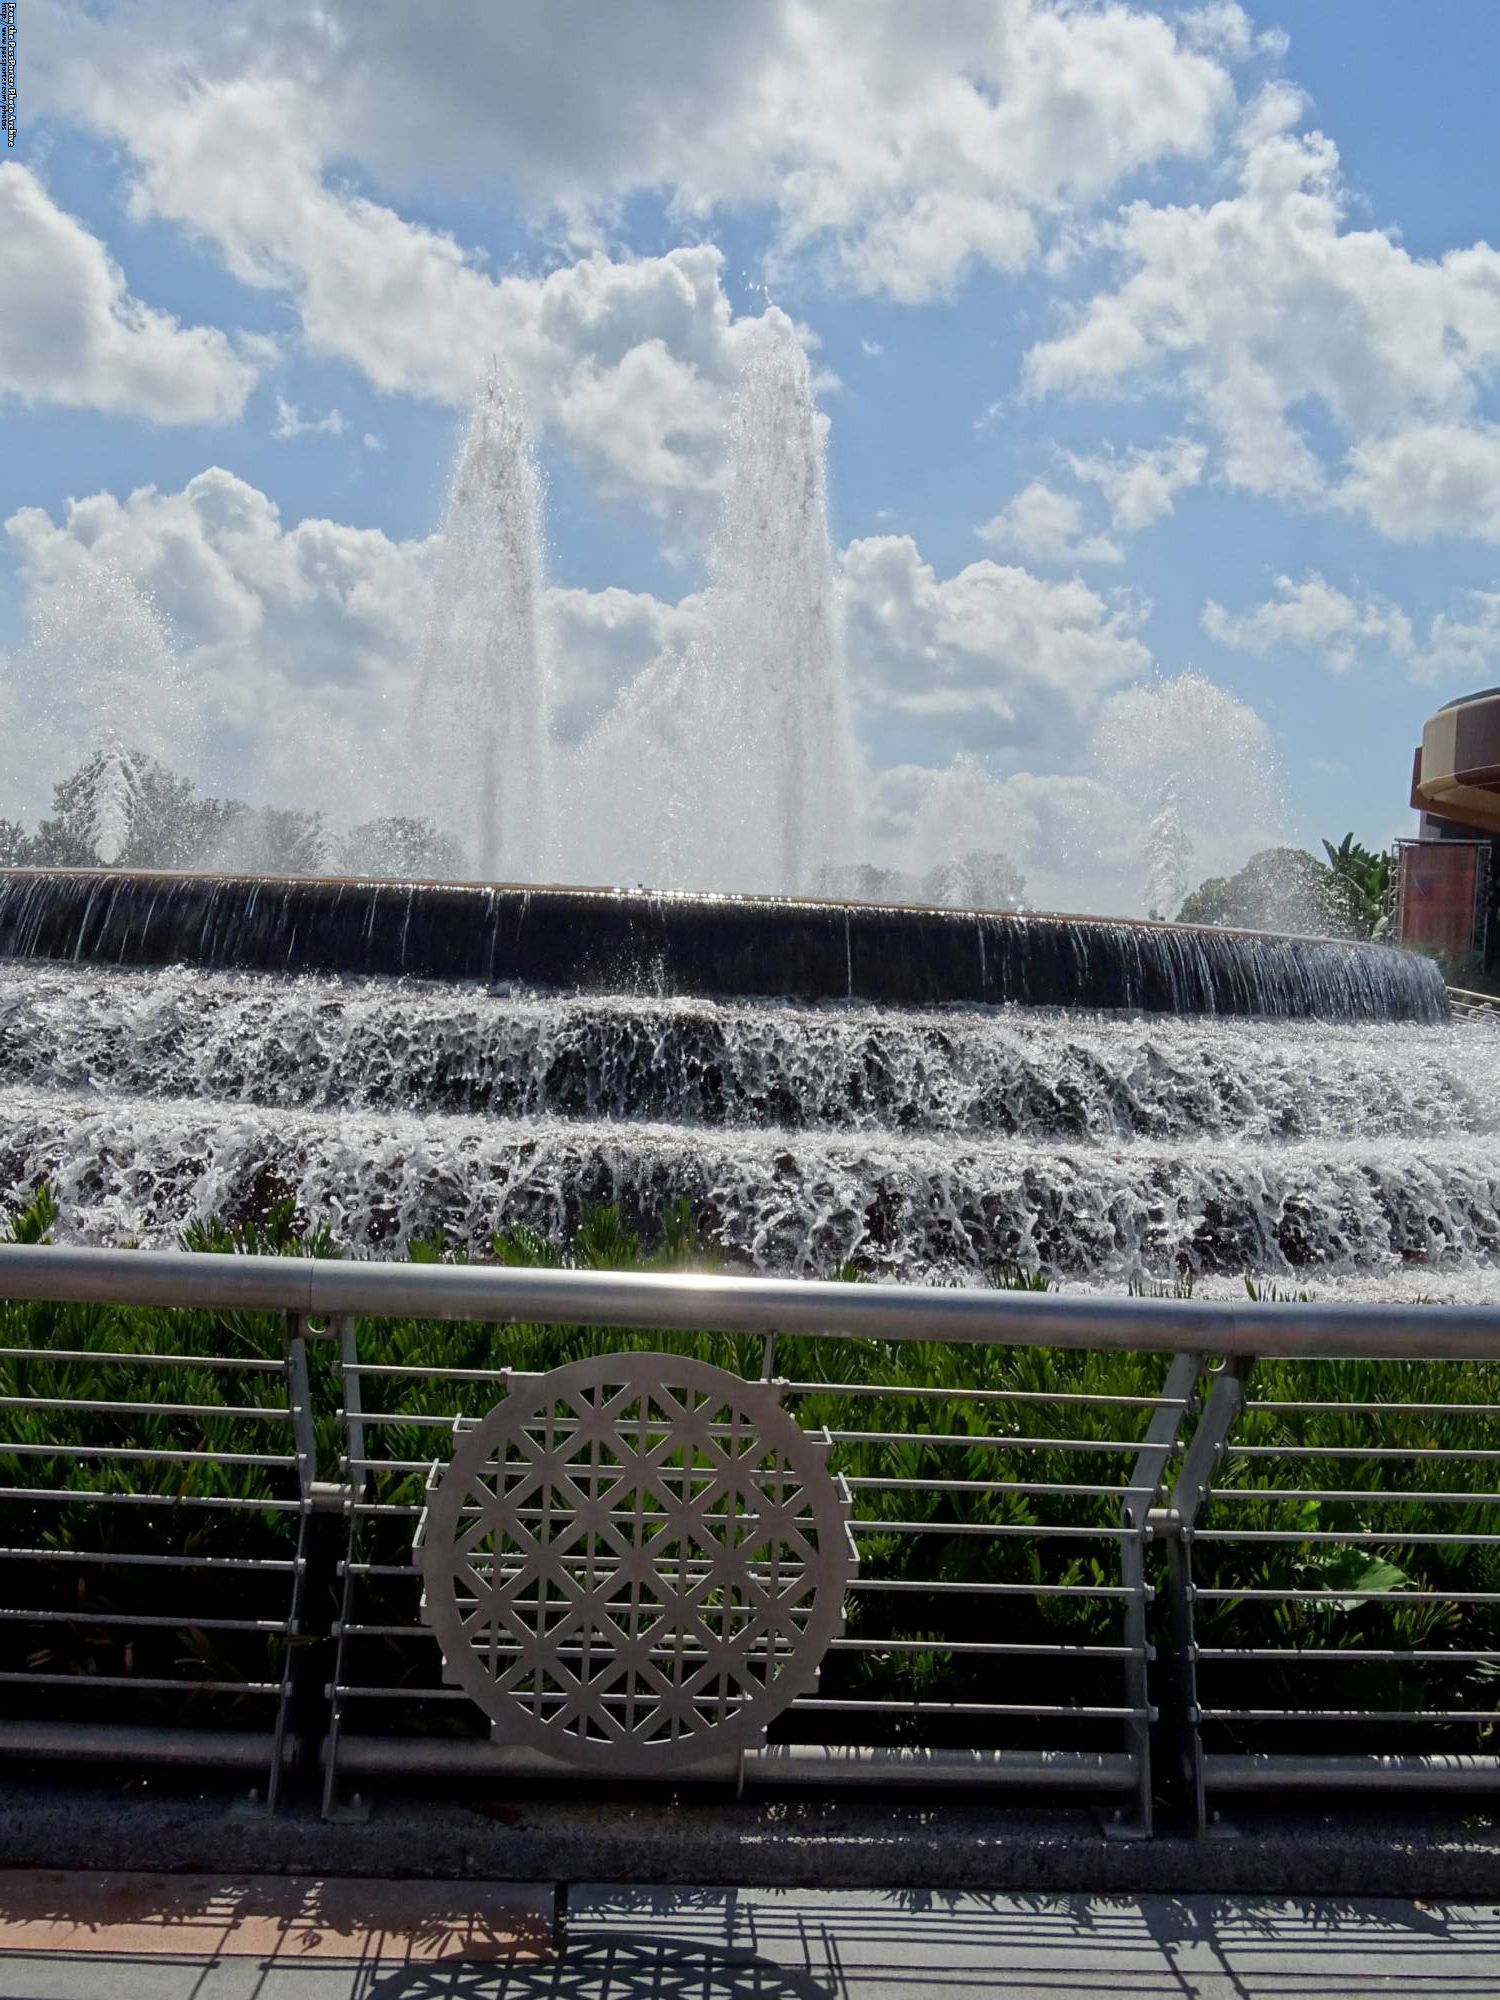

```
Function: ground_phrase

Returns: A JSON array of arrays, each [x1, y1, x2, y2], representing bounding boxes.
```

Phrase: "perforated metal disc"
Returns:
[[416, 1352, 853, 1774]]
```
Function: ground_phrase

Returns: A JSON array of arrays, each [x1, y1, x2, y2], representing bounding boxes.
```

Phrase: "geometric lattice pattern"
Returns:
[[415, 1353, 854, 1775]]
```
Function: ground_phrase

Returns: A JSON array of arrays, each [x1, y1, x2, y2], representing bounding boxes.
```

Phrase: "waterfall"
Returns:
[[0, 957, 1491, 1288]]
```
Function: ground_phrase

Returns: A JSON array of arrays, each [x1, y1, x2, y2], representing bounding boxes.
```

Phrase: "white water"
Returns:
[[413, 374, 551, 880], [3, 962, 1497, 1293], [562, 336, 856, 894]]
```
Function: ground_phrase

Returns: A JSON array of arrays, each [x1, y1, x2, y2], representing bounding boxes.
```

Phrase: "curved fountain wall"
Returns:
[[0, 869, 1448, 1022]]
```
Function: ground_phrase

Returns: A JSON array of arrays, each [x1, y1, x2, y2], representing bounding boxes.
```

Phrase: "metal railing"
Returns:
[[5, 1244, 1500, 1833], [1449, 983, 1500, 1021]]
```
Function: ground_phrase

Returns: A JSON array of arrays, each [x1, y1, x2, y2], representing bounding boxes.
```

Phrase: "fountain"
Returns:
[[0, 333, 1481, 1291], [412, 373, 551, 882]]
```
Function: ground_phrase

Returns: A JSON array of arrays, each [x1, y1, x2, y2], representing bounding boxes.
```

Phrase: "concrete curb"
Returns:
[[4, 1783, 1500, 1898]]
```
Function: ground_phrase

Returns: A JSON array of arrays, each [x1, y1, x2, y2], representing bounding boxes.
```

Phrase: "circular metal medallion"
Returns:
[[416, 1352, 853, 1774]]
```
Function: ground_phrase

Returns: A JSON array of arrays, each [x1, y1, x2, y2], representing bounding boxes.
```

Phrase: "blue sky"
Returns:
[[4, 1, 1500, 906]]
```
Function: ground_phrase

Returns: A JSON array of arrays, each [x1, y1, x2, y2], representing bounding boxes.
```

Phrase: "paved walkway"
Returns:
[[2, 1875, 1498, 1996]]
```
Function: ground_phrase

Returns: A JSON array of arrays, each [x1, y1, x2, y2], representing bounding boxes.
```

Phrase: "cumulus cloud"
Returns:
[[1024, 88, 1500, 540], [271, 395, 346, 440], [31, 31, 797, 528], [1205, 571, 1500, 684], [2, 469, 714, 825], [1203, 573, 1414, 675], [1338, 423, 1500, 545], [0, 162, 260, 423], [976, 482, 1121, 565], [840, 534, 1150, 760], [1067, 437, 1207, 533], [36, 0, 1253, 313]]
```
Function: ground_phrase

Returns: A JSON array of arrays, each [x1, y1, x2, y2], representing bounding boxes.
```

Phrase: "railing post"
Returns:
[[1117, 1350, 1206, 1837], [322, 1312, 367, 1819], [282, 1312, 349, 1809], [1149, 1353, 1255, 1833]]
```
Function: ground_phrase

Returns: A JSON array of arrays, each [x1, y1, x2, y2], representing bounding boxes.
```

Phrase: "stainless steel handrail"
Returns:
[[4, 1243, 1500, 1356]]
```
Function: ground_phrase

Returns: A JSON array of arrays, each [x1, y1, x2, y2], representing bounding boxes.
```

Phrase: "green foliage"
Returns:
[[2, 1182, 59, 1244], [7, 1182, 1500, 1754], [1177, 845, 1364, 937], [1322, 833, 1395, 938]]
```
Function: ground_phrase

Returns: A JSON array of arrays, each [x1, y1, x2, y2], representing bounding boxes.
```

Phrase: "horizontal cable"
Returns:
[[843, 1475, 1147, 1501], [0, 1546, 299, 1573], [1201, 1708, 1500, 1723], [351, 1499, 1128, 1541], [0, 1394, 290, 1422], [790, 1698, 1146, 1718], [1245, 1399, 1500, 1417], [1196, 1528, 1500, 1546], [351, 1412, 1149, 1456], [0, 1347, 284, 1373], [827, 1430, 1146, 1456], [1207, 1486, 1500, 1507], [342, 1365, 1182, 1412], [0, 1486, 301, 1513], [0, 1670, 280, 1695], [344, 1456, 1142, 1504], [1192, 1585, 1500, 1603], [787, 1382, 1185, 1411], [1230, 1443, 1500, 1463], [1198, 1647, 1500, 1663], [3, 1607, 292, 1633], [340, 1560, 1140, 1599], [332, 1621, 1131, 1659], [0, 1443, 297, 1469]]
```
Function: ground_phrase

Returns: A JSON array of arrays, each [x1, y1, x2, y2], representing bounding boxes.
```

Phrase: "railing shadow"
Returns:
[[363, 1936, 837, 1999]]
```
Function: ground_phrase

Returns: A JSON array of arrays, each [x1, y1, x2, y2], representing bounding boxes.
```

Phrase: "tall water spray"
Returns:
[[708, 336, 856, 894], [571, 333, 857, 895], [418, 375, 551, 881]]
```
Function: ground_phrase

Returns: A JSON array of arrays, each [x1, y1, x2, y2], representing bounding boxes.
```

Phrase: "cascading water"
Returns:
[[414, 373, 551, 881], [0, 960, 1493, 1291]]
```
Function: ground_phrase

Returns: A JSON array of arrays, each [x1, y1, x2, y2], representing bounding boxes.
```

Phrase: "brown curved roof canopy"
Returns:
[[1411, 687, 1500, 835]]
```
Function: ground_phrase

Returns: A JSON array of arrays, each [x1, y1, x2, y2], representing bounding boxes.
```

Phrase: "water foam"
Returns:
[[1, 963, 1496, 1291]]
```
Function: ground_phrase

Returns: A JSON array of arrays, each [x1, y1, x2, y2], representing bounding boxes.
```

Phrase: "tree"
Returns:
[[336, 816, 466, 881], [209, 805, 333, 876], [0, 819, 28, 866], [922, 849, 1027, 913], [1177, 847, 1363, 937]]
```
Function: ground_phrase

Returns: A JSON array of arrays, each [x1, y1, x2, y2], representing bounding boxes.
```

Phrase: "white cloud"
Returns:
[[37, 0, 1251, 311], [1339, 423, 1500, 545], [976, 481, 1121, 565], [30, 42, 796, 528], [2, 469, 710, 825], [0, 162, 260, 424], [1203, 573, 1414, 674], [1204, 570, 1500, 683], [271, 395, 346, 440], [1067, 437, 1206, 532], [1024, 88, 1500, 539], [1418, 590, 1500, 684], [841, 533, 1150, 758]]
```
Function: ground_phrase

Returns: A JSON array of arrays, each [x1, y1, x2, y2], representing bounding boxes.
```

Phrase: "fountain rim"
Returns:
[[0, 863, 1395, 957]]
